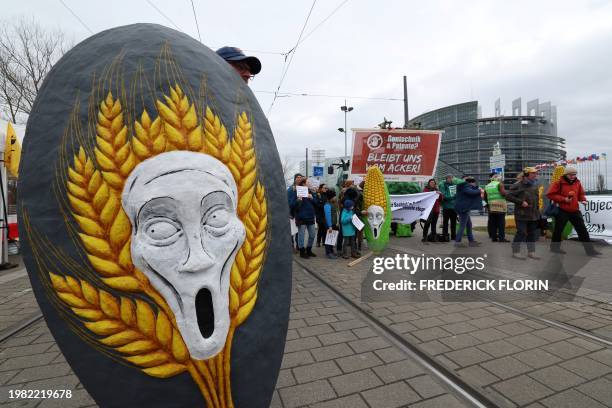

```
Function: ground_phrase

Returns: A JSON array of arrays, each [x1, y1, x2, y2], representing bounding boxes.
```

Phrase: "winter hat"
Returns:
[[523, 167, 538, 174], [563, 166, 577, 175], [343, 199, 354, 210]]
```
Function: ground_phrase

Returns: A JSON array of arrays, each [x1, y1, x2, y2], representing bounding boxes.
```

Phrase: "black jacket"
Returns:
[[506, 180, 541, 221]]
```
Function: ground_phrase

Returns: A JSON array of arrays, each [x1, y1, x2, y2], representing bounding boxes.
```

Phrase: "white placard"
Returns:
[[296, 186, 309, 198], [569, 195, 612, 244], [325, 229, 339, 246], [390, 192, 438, 224], [352, 214, 365, 231], [290, 218, 298, 235]]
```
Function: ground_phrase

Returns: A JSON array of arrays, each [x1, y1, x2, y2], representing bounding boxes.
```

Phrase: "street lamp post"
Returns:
[[340, 100, 353, 157]]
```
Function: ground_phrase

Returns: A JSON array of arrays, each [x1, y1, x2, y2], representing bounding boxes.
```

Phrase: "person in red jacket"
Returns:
[[546, 167, 601, 256], [422, 179, 444, 243]]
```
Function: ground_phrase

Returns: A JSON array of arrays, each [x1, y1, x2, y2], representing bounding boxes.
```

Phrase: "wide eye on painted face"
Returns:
[[201, 191, 233, 237], [123, 151, 246, 360], [145, 218, 180, 241]]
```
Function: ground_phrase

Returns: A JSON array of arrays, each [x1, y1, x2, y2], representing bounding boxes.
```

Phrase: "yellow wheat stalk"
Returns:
[[49, 272, 217, 408], [95, 93, 138, 191], [132, 110, 166, 160], [50, 273, 189, 376], [67, 147, 140, 292], [228, 182, 266, 325], [156, 85, 202, 151], [203, 106, 231, 164]]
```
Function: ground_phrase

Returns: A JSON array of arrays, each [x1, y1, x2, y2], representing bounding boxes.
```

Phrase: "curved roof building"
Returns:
[[407, 99, 566, 186]]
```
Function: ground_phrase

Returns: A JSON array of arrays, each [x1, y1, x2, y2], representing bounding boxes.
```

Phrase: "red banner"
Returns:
[[349, 129, 442, 181]]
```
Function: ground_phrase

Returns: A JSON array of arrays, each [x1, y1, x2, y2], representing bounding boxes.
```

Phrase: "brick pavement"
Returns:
[[295, 234, 612, 408], [0, 262, 472, 408], [0, 268, 39, 333], [273, 263, 470, 408]]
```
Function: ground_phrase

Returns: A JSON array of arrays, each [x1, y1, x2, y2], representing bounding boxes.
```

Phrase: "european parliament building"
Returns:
[[407, 99, 566, 186]]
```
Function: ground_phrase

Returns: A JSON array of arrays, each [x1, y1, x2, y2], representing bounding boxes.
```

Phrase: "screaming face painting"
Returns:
[[18, 24, 291, 408], [123, 152, 246, 360]]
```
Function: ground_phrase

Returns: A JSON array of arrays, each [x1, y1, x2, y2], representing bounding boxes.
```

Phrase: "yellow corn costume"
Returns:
[[363, 166, 391, 253]]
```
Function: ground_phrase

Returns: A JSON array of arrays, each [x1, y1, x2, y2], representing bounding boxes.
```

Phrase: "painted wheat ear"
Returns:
[[95, 92, 138, 190], [67, 147, 140, 292], [157, 84, 202, 151], [50, 272, 189, 378], [132, 109, 166, 160], [228, 112, 266, 325]]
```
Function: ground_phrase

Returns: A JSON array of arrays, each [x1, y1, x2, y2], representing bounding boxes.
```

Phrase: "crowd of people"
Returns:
[[288, 166, 601, 260], [287, 174, 366, 259]]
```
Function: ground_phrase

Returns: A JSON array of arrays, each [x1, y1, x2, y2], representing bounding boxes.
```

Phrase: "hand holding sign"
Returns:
[[352, 214, 365, 231], [296, 186, 309, 198]]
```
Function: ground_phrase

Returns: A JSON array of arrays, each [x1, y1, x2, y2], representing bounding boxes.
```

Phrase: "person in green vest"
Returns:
[[484, 173, 508, 242], [439, 175, 463, 240]]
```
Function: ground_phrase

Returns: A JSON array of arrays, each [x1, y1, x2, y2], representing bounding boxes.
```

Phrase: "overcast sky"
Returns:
[[5, 0, 612, 181]]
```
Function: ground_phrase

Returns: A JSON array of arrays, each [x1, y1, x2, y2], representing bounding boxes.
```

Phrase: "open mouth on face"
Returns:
[[196, 288, 214, 338]]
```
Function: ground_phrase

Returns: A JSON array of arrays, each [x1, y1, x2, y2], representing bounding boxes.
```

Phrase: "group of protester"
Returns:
[[288, 165, 600, 260], [424, 166, 601, 258], [287, 174, 366, 260]]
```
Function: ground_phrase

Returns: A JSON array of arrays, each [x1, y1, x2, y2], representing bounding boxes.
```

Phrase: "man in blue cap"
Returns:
[[216, 46, 262, 83]]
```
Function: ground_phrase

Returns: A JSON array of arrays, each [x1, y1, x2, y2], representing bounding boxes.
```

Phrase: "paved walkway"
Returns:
[[0, 268, 38, 333], [295, 233, 612, 408], [0, 262, 473, 408]]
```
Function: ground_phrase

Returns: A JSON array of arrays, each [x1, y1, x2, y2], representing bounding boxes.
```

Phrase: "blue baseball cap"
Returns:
[[344, 199, 354, 210], [215, 46, 261, 75]]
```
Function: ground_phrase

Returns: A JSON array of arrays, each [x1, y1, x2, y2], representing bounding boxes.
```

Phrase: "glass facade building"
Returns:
[[407, 100, 566, 187]]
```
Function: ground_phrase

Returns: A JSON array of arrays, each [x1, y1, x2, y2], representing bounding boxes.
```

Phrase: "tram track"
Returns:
[[0, 312, 44, 343], [294, 259, 497, 408]]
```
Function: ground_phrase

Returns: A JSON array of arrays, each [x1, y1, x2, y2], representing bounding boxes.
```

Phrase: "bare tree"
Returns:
[[0, 17, 71, 123], [281, 156, 299, 187]]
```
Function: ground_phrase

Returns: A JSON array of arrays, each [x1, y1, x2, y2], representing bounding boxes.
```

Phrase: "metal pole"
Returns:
[[305, 148, 309, 178], [344, 99, 348, 158], [0, 165, 8, 265], [403, 75, 409, 128], [605, 155, 608, 191]]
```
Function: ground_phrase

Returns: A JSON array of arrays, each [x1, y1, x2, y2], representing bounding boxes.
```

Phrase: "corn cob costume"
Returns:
[[363, 166, 392, 253]]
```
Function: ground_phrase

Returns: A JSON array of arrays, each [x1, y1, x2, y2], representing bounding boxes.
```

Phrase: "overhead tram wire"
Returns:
[[294, 0, 350, 49], [58, 0, 94, 34], [148, 1, 286, 55], [146, 0, 182, 31], [190, 0, 202, 42], [207, 0, 351, 57], [267, 0, 318, 116], [256, 90, 403, 101]]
